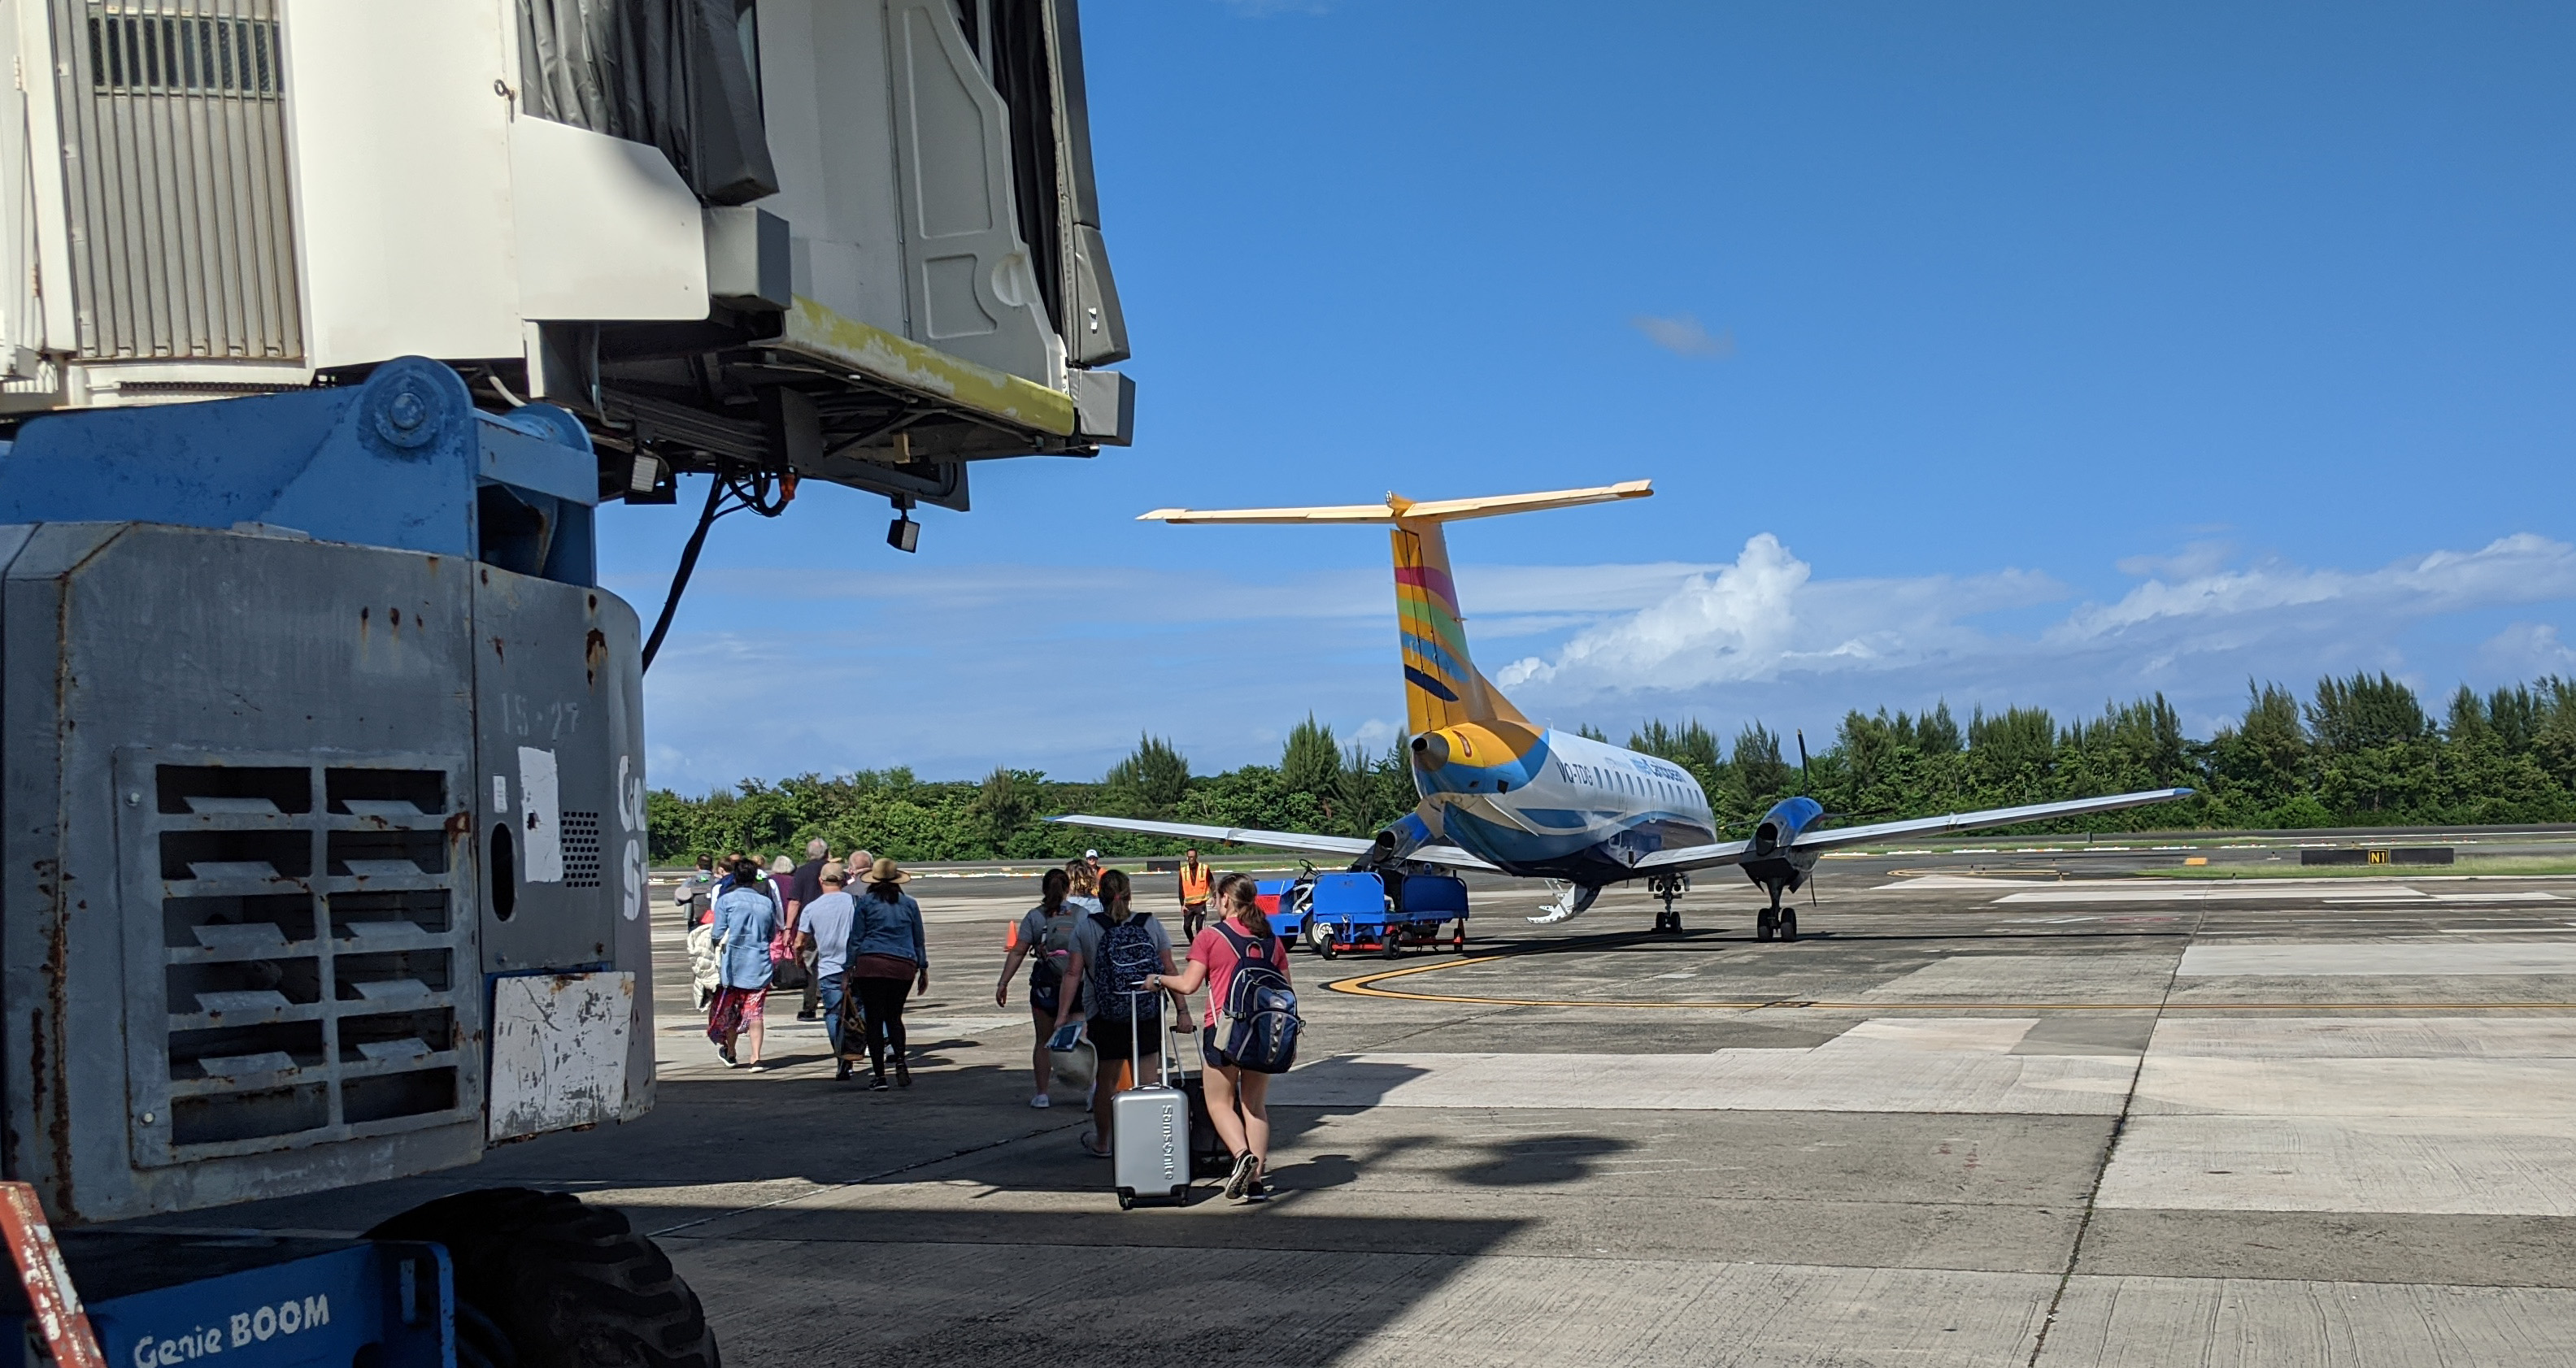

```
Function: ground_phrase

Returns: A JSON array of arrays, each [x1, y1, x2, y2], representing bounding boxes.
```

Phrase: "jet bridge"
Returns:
[[0, 0, 1133, 514]]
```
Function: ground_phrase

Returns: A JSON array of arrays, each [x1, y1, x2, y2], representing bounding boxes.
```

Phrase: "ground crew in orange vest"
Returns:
[[1178, 848, 1213, 938]]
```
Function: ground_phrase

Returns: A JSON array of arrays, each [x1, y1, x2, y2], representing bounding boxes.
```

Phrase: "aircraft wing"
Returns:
[[1630, 787, 2195, 875], [1045, 814, 1503, 872]]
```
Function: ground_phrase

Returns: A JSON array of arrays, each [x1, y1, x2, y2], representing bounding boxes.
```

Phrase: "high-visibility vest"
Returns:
[[1179, 862, 1212, 904]]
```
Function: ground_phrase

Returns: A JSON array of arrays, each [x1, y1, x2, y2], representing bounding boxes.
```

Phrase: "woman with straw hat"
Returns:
[[847, 856, 929, 1090]]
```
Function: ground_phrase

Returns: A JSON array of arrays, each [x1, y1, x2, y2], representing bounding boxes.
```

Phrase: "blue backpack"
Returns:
[[1087, 912, 1163, 1021], [1213, 925, 1301, 1073]]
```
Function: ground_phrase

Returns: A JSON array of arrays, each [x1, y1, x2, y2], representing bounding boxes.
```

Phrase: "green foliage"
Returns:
[[644, 672, 2576, 862], [1102, 734, 1191, 818], [1281, 714, 1342, 799], [1576, 723, 1609, 741]]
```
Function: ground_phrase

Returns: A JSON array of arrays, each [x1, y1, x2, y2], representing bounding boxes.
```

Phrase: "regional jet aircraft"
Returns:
[[1052, 482, 2190, 940]]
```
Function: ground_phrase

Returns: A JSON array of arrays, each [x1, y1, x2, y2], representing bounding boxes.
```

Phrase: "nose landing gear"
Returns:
[[1647, 872, 1688, 934]]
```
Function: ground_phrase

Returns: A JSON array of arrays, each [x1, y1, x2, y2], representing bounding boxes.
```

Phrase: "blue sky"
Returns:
[[618, 2, 2576, 793]]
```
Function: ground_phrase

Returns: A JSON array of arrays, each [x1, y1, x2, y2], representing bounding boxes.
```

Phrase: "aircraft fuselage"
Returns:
[[1408, 724, 1721, 884]]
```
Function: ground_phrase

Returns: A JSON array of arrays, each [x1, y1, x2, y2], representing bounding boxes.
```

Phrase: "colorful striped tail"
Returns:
[[1134, 480, 1652, 735]]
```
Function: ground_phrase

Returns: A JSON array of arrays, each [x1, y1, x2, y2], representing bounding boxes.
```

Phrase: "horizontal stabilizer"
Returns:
[[1141, 480, 1650, 526]]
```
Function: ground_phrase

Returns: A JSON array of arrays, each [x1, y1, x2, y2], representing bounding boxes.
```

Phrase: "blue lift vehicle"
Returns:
[[0, 0, 1140, 1357], [0, 363, 701, 1366], [1263, 871, 1473, 959]]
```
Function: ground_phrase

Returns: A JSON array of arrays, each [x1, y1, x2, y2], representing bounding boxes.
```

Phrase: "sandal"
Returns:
[[1080, 1134, 1112, 1159]]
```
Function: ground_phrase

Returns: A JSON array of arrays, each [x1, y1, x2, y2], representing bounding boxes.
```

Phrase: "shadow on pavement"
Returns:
[[672, 1206, 1534, 1368]]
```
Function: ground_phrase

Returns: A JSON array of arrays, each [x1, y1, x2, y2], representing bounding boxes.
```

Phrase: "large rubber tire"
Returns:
[[1756, 909, 1776, 943], [1779, 909, 1799, 943], [368, 1188, 719, 1368]]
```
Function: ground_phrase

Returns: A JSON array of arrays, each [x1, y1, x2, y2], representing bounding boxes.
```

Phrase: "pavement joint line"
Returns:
[[642, 1117, 1090, 1240], [2024, 898, 2208, 1366]]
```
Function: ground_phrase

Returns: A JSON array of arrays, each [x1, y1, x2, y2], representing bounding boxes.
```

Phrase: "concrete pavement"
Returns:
[[197, 862, 2576, 1366]]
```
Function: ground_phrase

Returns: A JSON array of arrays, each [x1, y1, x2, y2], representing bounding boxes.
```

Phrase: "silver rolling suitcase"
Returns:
[[1112, 992, 1188, 1209]]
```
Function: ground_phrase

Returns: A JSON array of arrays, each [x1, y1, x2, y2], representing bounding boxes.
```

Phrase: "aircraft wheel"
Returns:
[[1779, 909, 1799, 943], [1756, 909, 1777, 943]]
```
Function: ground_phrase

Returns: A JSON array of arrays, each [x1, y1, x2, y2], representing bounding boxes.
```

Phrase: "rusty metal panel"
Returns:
[[469, 564, 655, 1121], [485, 971, 630, 1141], [2, 523, 481, 1222], [48, 0, 302, 361]]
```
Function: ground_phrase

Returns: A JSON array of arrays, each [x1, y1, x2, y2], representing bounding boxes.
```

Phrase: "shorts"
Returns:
[[1201, 1025, 1235, 1071], [1086, 1012, 1162, 1062], [736, 988, 769, 1022], [1030, 975, 1067, 1016]]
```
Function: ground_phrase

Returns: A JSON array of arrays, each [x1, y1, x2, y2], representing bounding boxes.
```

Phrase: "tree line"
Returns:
[[644, 672, 2576, 865]]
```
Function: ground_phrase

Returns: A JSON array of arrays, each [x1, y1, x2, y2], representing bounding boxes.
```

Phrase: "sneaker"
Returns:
[[1242, 1183, 1272, 1204], [746, 1063, 768, 1074], [1223, 1151, 1258, 1201], [796, 1011, 819, 1022], [1029, 1093, 1051, 1109], [711, 1042, 733, 1066], [835, 1061, 852, 1082], [869, 1075, 890, 1092]]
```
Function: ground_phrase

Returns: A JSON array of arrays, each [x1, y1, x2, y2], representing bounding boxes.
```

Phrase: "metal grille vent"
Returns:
[[560, 810, 603, 888], [88, 10, 279, 93], [124, 754, 478, 1166], [51, 1, 302, 362]]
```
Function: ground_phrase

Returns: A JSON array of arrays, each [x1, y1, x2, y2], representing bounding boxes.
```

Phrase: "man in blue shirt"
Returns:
[[796, 865, 860, 1079]]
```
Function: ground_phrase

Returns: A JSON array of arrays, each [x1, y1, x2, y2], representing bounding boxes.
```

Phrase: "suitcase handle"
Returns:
[[1127, 990, 1172, 1088]]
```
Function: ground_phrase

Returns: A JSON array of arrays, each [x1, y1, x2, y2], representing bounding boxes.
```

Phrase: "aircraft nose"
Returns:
[[1412, 732, 1450, 769]]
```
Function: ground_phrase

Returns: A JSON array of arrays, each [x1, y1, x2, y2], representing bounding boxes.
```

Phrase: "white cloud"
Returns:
[[633, 532, 2576, 791], [1490, 532, 2576, 735], [2479, 623, 2576, 677], [1499, 533, 2064, 693], [1628, 312, 1735, 358]]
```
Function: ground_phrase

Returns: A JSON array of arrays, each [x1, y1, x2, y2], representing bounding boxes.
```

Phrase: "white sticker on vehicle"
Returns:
[[517, 745, 562, 883]]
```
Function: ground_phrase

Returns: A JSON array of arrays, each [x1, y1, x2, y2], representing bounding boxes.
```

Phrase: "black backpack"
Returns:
[[1213, 925, 1301, 1073], [1086, 912, 1162, 1021]]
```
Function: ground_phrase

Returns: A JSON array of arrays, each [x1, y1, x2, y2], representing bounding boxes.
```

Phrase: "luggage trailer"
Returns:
[[1260, 871, 1471, 959]]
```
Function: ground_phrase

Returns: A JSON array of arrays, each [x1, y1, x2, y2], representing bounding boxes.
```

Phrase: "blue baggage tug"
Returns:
[[1261, 871, 1472, 958]]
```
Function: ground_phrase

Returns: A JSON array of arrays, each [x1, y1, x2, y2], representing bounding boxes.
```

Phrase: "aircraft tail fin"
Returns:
[[1141, 481, 1651, 734]]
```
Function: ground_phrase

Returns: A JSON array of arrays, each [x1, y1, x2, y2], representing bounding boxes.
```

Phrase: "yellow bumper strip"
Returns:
[[780, 297, 1077, 437]]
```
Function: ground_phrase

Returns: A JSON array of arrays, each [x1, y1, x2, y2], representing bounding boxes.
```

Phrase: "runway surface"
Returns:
[[195, 856, 2576, 1366]]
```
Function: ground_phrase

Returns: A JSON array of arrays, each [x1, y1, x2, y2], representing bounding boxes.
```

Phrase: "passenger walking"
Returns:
[[848, 857, 929, 1090], [796, 863, 860, 1080], [1067, 858, 1103, 916], [1147, 875, 1291, 1201], [1177, 849, 1213, 939], [681, 854, 717, 931], [1051, 868, 1179, 1158], [707, 858, 782, 1070], [785, 838, 830, 1021], [997, 868, 1083, 1107]]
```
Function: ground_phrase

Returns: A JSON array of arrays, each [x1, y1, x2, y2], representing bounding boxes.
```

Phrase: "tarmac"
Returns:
[[200, 845, 2576, 1366]]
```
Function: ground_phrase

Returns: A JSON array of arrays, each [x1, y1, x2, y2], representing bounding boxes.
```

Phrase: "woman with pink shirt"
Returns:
[[1144, 876, 1290, 1202]]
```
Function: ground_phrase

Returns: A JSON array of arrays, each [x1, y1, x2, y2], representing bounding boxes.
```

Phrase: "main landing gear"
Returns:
[[1754, 881, 1799, 943], [1648, 873, 1689, 934]]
